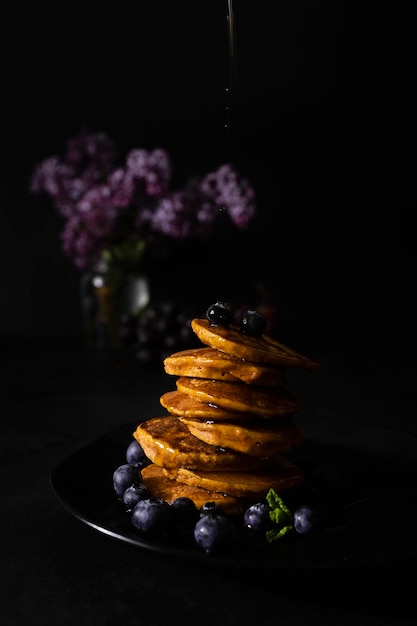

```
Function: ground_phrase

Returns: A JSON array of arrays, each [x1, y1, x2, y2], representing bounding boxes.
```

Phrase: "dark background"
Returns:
[[1, 6, 417, 624], [1, 1, 416, 351]]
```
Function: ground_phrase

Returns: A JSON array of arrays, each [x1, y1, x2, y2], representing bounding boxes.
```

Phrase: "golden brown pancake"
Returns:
[[166, 461, 305, 499], [160, 390, 253, 421], [176, 377, 302, 419], [141, 464, 249, 515], [127, 313, 318, 515], [164, 347, 285, 387], [191, 318, 320, 371], [133, 416, 277, 471], [179, 416, 303, 457]]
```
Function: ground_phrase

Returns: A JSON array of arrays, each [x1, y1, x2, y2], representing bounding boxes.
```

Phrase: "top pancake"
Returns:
[[164, 347, 285, 387], [191, 319, 320, 371]]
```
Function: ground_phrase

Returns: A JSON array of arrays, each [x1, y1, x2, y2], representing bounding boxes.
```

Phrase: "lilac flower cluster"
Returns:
[[30, 129, 256, 271]]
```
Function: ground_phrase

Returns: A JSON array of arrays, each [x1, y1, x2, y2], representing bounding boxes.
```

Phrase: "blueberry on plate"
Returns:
[[243, 502, 271, 533], [199, 501, 224, 517], [126, 440, 150, 469], [193, 513, 234, 554], [170, 497, 198, 528], [293, 505, 321, 535], [131, 497, 172, 536], [122, 483, 151, 511], [113, 464, 138, 497]]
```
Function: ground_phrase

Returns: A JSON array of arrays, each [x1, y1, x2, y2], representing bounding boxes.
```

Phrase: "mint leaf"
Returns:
[[266, 488, 293, 524], [266, 524, 293, 543], [265, 488, 294, 543]]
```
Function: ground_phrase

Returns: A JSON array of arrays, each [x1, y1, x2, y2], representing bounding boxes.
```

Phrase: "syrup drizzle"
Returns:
[[225, 0, 237, 164]]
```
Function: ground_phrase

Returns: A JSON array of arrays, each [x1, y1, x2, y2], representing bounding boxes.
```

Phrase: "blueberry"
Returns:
[[131, 497, 172, 536], [293, 505, 320, 535], [199, 501, 223, 517], [113, 464, 138, 497], [126, 440, 149, 469], [206, 302, 233, 327], [122, 483, 151, 510], [238, 310, 267, 336], [193, 514, 234, 554], [243, 502, 271, 532], [170, 497, 198, 527]]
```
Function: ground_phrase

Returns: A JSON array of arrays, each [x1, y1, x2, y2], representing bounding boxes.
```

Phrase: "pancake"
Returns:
[[176, 377, 302, 419], [160, 390, 253, 421], [179, 416, 304, 457], [191, 318, 320, 371], [141, 463, 249, 515], [133, 416, 276, 471], [166, 461, 305, 499], [163, 346, 285, 387]]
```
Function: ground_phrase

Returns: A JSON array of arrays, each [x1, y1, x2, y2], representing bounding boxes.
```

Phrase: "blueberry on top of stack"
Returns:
[[132, 301, 319, 515]]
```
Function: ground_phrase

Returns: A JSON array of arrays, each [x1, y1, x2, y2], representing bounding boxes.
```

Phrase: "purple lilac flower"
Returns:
[[144, 164, 256, 241], [61, 184, 122, 270], [126, 148, 171, 197], [108, 148, 172, 209], [199, 164, 256, 229], [147, 192, 196, 239], [29, 129, 257, 270], [30, 129, 119, 218], [30, 157, 78, 218], [61, 215, 102, 270]]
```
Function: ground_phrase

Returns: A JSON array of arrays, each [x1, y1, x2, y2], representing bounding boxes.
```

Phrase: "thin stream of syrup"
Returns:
[[225, 0, 237, 164]]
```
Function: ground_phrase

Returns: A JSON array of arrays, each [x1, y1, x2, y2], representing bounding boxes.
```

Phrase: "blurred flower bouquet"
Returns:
[[30, 128, 256, 274], [30, 128, 257, 353]]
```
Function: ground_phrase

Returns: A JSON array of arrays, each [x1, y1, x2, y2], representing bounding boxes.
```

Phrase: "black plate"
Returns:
[[50, 417, 417, 570]]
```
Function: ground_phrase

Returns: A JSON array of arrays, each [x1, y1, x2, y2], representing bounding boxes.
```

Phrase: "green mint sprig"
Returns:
[[265, 488, 294, 543]]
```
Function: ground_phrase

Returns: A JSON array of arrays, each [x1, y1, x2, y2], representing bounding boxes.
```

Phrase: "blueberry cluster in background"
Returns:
[[118, 301, 202, 366]]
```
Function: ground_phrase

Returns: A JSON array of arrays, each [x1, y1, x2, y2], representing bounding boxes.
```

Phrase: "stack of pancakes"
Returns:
[[133, 317, 320, 515]]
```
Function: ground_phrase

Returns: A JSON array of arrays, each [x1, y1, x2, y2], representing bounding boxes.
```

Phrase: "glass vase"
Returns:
[[80, 261, 150, 350]]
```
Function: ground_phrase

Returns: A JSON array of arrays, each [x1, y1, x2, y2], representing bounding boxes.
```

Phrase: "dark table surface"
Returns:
[[1, 333, 416, 626]]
